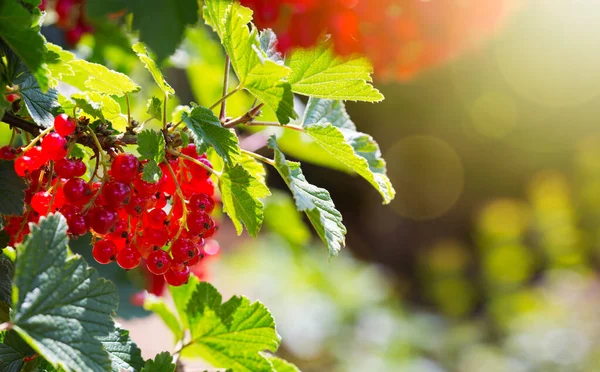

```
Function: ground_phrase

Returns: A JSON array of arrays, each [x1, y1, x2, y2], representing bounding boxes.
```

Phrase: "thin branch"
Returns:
[[163, 93, 168, 130], [241, 149, 275, 167], [209, 86, 241, 111], [125, 93, 132, 129], [1, 112, 42, 135], [219, 55, 231, 122], [167, 149, 222, 178], [222, 103, 264, 128]]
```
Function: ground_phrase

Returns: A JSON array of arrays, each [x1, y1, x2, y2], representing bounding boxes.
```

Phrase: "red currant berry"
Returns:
[[31, 191, 52, 215], [59, 204, 81, 220], [186, 212, 212, 236], [102, 181, 131, 207], [88, 207, 118, 235], [55, 158, 77, 178], [24, 146, 47, 170], [72, 159, 86, 177], [67, 214, 88, 236], [92, 239, 117, 264], [116, 246, 141, 270], [54, 114, 76, 137], [41, 132, 68, 161], [125, 194, 146, 216], [170, 238, 198, 263], [0, 146, 15, 160], [202, 221, 218, 239], [185, 246, 205, 267], [5, 93, 19, 103], [189, 193, 215, 214], [164, 265, 190, 286], [189, 158, 212, 182], [141, 227, 169, 248], [134, 175, 159, 198], [143, 209, 167, 228], [110, 153, 140, 183], [146, 249, 171, 275], [64, 178, 92, 205], [14, 156, 33, 177]]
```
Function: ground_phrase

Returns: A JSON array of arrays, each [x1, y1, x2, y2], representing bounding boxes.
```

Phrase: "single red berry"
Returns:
[[14, 156, 33, 177], [190, 158, 212, 182], [0, 146, 16, 160], [5, 93, 19, 103], [189, 193, 215, 214], [41, 132, 68, 161], [92, 239, 118, 264], [55, 158, 77, 178], [164, 265, 190, 286], [67, 214, 88, 236], [146, 249, 171, 275], [59, 204, 81, 220], [88, 207, 118, 235], [116, 246, 141, 270], [102, 181, 131, 207], [64, 178, 92, 205], [158, 163, 176, 195], [141, 227, 169, 248], [54, 114, 76, 137], [185, 245, 205, 267], [24, 146, 47, 170], [72, 158, 87, 177], [186, 212, 212, 236], [125, 193, 146, 216], [110, 153, 140, 183], [170, 238, 197, 264], [202, 221, 218, 239], [143, 208, 167, 228], [134, 175, 159, 198], [31, 191, 52, 215], [65, 23, 85, 46]]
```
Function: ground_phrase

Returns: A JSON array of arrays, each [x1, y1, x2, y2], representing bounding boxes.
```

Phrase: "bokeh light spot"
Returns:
[[469, 91, 518, 138]]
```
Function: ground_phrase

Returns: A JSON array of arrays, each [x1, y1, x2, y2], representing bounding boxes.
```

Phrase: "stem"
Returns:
[[125, 93, 131, 129], [163, 160, 188, 240], [167, 149, 221, 178], [241, 149, 275, 166], [219, 55, 231, 122], [22, 126, 54, 152], [0, 322, 13, 332], [163, 93, 168, 130], [169, 120, 184, 132], [209, 86, 241, 111], [172, 340, 194, 365], [222, 103, 265, 128], [86, 128, 107, 162]]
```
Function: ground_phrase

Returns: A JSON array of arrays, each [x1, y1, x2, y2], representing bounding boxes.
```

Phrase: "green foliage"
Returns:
[[220, 164, 270, 237], [16, 74, 59, 128], [97, 328, 145, 372], [141, 160, 162, 183], [137, 129, 166, 163], [63, 59, 140, 97], [287, 44, 383, 102], [268, 356, 301, 372], [182, 106, 240, 165], [132, 42, 175, 97], [141, 351, 175, 372], [0, 161, 26, 216], [203, 0, 295, 124], [146, 97, 162, 122], [268, 137, 346, 256], [0, 331, 35, 372], [259, 30, 284, 65], [70, 91, 126, 130], [11, 214, 118, 372], [143, 295, 183, 340]]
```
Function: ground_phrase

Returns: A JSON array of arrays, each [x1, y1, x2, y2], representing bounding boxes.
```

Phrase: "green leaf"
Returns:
[[239, 152, 266, 185], [0, 161, 26, 216], [182, 106, 240, 165], [169, 275, 200, 329], [0, 1, 47, 90], [97, 328, 144, 372], [185, 282, 280, 372], [137, 129, 166, 163], [287, 44, 383, 102], [141, 351, 175, 372], [219, 164, 270, 237], [45, 43, 75, 86], [143, 295, 183, 340], [70, 92, 127, 131], [302, 99, 395, 204], [203, 0, 296, 124], [133, 42, 174, 96], [12, 214, 118, 372], [146, 97, 162, 122], [0, 255, 14, 305], [264, 192, 311, 247], [0, 331, 35, 372], [141, 160, 162, 184], [64, 60, 140, 97], [268, 356, 300, 372], [259, 29, 283, 65], [268, 137, 346, 256], [180, 131, 190, 148], [18, 74, 59, 128]]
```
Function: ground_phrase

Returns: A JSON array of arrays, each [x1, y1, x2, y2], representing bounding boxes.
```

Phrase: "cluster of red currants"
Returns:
[[41, 0, 94, 46], [243, 0, 513, 80], [1, 114, 219, 287]]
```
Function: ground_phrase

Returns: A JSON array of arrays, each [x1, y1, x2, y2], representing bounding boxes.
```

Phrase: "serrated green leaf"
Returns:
[[97, 328, 144, 372], [0, 255, 13, 305], [146, 97, 162, 122], [239, 152, 266, 184], [18, 74, 59, 128], [185, 282, 280, 372], [219, 164, 270, 237], [141, 160, 162, 184], [0, 331, 35, 372], [45, 43, 75, 86], [0, 1, 47, 90], [182, 106, 240, 165], [133, 43, 174, 96], [141, 351, 175, 372], [287, 44, 383, 102], [302, 100, 395, 203], [180, 131, 190, 147], [137, 130, 165, 163], [64, 60, 140, 97], [267, 356, 300, 372], [169, 274, 200, 329], [0, 161, 26, 216], [259, 29, 283, 65], [264, 192, 311, 247], [12, 214, 118, 372], [203, 0, 296, 124], [71, 92, 127, 131], [143, 295, 183, 340], [268, 137, 346, 256]]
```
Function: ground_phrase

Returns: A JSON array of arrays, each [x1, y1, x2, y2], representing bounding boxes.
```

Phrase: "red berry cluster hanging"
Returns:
[[242, 0, 515, 80], [2, 114, 219, 287], [48, 0, 94, 46]]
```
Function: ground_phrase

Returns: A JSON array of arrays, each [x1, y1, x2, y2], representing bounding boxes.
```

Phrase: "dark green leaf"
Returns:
[[0, 161, 26, 216], [146, 97, 162, 122], [219, 164, 270, 237], [0, 255, 13, 305], [182, 106, 240, 165], [0, 331, 35, 372], [141, 160, 162, 184], [18, 74, 59, 128], [137, 130, 166, 163], [97, 328, 145, 372], [141, 351, 175, 372], [268, 137, 346, 256], [12, 214, 118, 372]]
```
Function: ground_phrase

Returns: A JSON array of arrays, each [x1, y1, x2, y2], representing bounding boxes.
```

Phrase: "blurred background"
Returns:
[[15, 0, 600, 370]]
